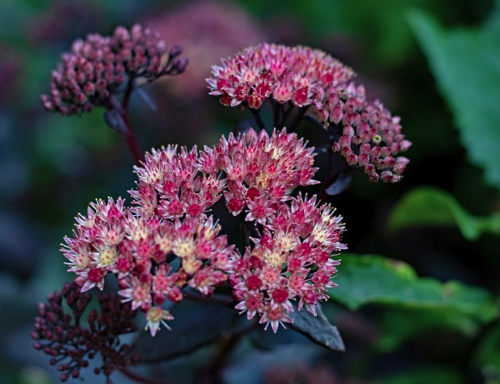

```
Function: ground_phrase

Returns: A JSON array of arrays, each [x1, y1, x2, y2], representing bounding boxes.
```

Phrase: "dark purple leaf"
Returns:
[[288, 304, 345, 352], [325, 171, 352, 196]]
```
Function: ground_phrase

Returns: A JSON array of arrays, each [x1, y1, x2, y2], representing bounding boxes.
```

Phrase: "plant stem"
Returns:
[[249, 108, 267, 131], [119, 367, 172, 384], [183, 291, 233, 305], [121, 110, 145, 164], [107, 83, 144, 164], [287, 105, 310, 132], [271, 99, 280, 129], [278, 101, 294, 129], [121, 78, 144, 164], [199, 321, 258, 384]]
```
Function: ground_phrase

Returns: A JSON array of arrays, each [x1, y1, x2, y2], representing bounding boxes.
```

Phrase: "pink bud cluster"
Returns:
[[207, 43, 355, 109], [62, 129, 346, 334], [41, 24, 187, 115], [32, 282, 139, 383], [318, 83, 412, 183]]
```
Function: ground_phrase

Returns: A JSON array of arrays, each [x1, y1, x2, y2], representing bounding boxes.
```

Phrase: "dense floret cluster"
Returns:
[[60, 129, 345, 334], [41, 24, 187, 115], [207, 43, 412, 182], [207, 43, 355, 109]]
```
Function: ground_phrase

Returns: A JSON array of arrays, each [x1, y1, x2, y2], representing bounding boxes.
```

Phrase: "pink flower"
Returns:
[[215, 128, 319, 218], [207, 43, 354, 109], [145, 306, 174, 336]]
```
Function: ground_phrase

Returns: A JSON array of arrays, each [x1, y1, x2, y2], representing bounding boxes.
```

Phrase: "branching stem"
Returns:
[[119, 367, 173, 384]]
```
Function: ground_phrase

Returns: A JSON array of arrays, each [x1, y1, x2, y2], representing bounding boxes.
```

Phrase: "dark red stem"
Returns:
[[122, 77, 144, 164], [121, 110, 145, 164], [119, 367, 173, 384]]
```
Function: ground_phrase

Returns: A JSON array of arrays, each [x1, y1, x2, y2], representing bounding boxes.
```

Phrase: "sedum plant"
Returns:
[[33, 24, 411, 384]]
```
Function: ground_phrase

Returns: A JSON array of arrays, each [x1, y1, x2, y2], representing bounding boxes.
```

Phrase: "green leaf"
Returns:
[[376, 308, 479, 352], [409, 10, 500, 190], [474, 323, 500, 373], [387, 187, 500, 241], [328, 254, 497, 322], [380, 365, 462, 384]]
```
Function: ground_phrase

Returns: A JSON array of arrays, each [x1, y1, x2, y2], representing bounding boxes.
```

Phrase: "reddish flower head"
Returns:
[[231, 194, 346, 332], [41, 24, 187, 115], [207, 43, 354, 109]]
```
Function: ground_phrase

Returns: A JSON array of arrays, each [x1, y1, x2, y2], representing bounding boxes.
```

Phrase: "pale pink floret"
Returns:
[[119, 277, 152, 311], [145, 306, 174, 336]]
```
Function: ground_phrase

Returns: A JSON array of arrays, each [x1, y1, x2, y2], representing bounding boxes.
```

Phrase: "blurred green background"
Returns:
[[1, 0, 500, 383]]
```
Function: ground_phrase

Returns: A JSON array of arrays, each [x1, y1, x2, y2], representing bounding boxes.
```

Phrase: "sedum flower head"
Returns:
[[207, 43, 412, 183], [231, 194, 345, 332], [61, 129, 347, 334], [207, 43, 354, 109], [211, 128, 319, 216], [61, 146, 235, 336], [41, 24, 188, 115]]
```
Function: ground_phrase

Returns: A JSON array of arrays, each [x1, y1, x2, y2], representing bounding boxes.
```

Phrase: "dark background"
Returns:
[[0, 1, 499, 383]]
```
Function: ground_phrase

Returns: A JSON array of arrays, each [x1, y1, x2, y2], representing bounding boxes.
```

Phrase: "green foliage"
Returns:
[[380, 365, 462, 384], [387, 187, 500, 240], [409, 9, 500, 190], [376, 308, 479, 352], [474, 324, 500, 378], [328, 254, 497, 321], [236, 0, 439, 65]]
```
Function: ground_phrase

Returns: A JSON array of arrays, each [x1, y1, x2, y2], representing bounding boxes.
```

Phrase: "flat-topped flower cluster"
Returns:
[[61, 129, 346, 335]]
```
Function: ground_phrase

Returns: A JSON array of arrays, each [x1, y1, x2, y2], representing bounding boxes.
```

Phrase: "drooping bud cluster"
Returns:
[[41, 24, 188, 115], [207, 44, 412, 183], [32, 282, 139, 383], [60, 128, 346, 334], [324, 84, 412, 183], [207, 43, 355, 109]]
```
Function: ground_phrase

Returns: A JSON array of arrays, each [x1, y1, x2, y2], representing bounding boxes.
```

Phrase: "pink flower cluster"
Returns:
[[207, 43, 354, 109], [207, 43, 412, 183], [232, 195, 345, 332], [41, 24, 187, 115], [62, 129, 345, 334], [62, 146, 235, 335], [210, 129, 319, 219]]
